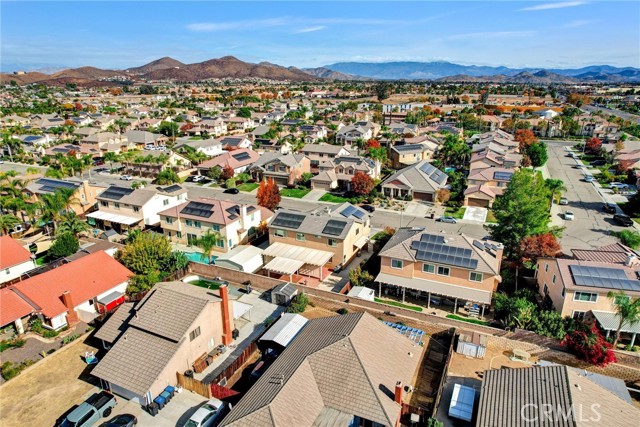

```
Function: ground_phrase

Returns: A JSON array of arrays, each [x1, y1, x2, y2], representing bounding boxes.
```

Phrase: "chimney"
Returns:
[[219, 285, 233, 346], [60, 291, 79, 326], [394, 381, 403, 404]]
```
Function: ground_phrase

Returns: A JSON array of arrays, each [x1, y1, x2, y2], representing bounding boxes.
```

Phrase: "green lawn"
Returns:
[[237, 182, 259, 192], [188, 280, 222, 290], [319, 193, 350, 203], [446, 314, 490, 326], [445, 206, 466, 219], [281, 188, 311, 198], [374, 298, 423, 312], [486, 210, 497, 223]]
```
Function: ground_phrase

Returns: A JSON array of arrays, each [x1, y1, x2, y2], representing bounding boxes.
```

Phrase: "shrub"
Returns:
[[30, 318, 59, 338], [0, 338, 25, 353], [1, 359, 35, 380], [62, 334, 80, 345], [337, 308, 349, 315], [48, 232, 79, 259], [563, 325, 617, 366], [287, 292, 309, 314]]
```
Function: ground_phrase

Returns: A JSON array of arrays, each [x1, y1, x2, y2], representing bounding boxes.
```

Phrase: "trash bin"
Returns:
[[154, 395, 166, 410], [184, 369, 194, 378], [160, 390, 172, 403], [164, 385, 175, 398], [147, 402, 159, 416]]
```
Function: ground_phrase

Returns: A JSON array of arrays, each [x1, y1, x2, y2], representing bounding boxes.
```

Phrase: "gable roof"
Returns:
[[93, 302, 136, 344], [159, 198, 268, 225], [198, 149, 259, 170], [381, 160, 447, 192], [0, 287, 37, 326], [0, 236, 33, 270]]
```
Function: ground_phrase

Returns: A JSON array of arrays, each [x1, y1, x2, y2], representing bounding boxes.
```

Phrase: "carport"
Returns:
[[263, 242, 333, 281]]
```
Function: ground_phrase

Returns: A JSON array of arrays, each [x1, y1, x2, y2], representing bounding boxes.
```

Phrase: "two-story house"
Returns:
[[464, 168, 514, 208], [123, 130, 168, 149], [335, 121, 380, 145], [300, 143, 352, 171], [25, 177, 107, 215], [87, 184, 187, 233], [174, 137, 224, 158], [299, 125, 328, 143], [159, 197, 273, 251], [389, 143, 433, 169], [249, 153, 310, 186], [186, 118, 227, 137], [375, 228, 503, 317], [197, 149, 260, 176], [311, 156, 379, 192], [381, 160, 448, 201]]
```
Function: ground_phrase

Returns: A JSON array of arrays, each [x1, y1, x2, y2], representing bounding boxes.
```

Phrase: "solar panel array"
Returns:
[[37, 178, 79, 193], [161, 184, 182, 193], [569, 265, 640, 291], [419, 162, 448, 185], [322, 219, 348, 236], [232, 152, 251, 161], [493, 171, 514, 181], [271, 212, 306, 229], [180, 201, 214, 218], [340, 205, 366, 220], [395, 144, 421, 152], [100, 186, 135, 201], [411, 234, 478, 269]]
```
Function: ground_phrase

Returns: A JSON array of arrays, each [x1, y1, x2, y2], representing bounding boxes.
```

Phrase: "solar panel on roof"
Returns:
[[352, 210, 365, 220], [322, 219, 347, 236], [473, 240, 486, 251], [271, 212, 305, 229], [162, 184, 182, 193], [569, 265, 640, 291], [180, 201, 214, 218], [100, 186, 135, 200], [232, 152, 251, 161], [419, 233, 446, 244], [494, 172, 513, 181], [340, 206, 357, 218]]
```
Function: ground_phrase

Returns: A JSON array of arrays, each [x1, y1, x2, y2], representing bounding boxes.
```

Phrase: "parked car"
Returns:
[[603, 203, 617, 214], [584, 175, 595, 183], [572, 164, 583, 169], [93, 158, 105, 166], [614, 214, 634, 227], [120, 175, 132, 181], [360, 204, 375, 213], [559, 197, 569, 205], [59, 391, 117, 427], [223, 188, 239, 194], [192, 175, 206, 182], [590, 160, 607, 167], [436, 216, 457, 224], [184, 399, 226, 427], [564, 211, 575, 221], [100, 414, 137, 427], [609, 182, 629, 190]]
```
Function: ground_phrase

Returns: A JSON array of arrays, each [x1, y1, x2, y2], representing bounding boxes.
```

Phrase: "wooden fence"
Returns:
[[176, 372, 212, 398]]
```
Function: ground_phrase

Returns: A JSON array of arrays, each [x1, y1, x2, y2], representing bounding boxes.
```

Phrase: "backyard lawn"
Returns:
[[374, 297, 423, 312], [446, 314, 490, 326], [486, 210, 497, 223], [188, 279, 223, 290], [281, 188, 311, 198], [445, 206, 466, 219], [319, 193, 350, 203], [236, 182, 259, 192]]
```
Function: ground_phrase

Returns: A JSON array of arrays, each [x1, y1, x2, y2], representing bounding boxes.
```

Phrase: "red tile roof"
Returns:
[[14, 251, 133, 318], [0, 236, 33, 269], [0, 288, 37, 326]]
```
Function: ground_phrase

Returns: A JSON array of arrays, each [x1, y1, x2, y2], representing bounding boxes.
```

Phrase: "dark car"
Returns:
[[223, 188, 239, 194], [614, 214, 634, 227], [603, 203, 617, 214], [100, 414, 137, 427], [360, 204, 375, 213], [590, 160, 607, 167]]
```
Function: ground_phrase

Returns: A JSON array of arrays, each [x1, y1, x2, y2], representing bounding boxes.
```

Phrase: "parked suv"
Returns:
[[59, 391, 117, 427], [603, 203, 617, 214], [614, 214, 634, 227]]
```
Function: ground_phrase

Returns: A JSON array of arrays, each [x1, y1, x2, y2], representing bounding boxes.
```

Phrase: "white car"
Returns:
[[564, 211, 575, 221], [559, 197, 568, 205], [120, 175, 133, 181], [192, 175, 206, 182], [184, 399, 226, 427], [609, 182, 629, 190]]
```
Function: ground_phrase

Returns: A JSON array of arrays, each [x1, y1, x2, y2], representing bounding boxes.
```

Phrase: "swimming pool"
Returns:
[[184, 252, 217, 264]]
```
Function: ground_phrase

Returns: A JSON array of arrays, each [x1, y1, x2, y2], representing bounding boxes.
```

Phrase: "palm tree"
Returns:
[[545, 178, 567, 208], [40, 188, 79, 234], [194, 230, 223, 264], [103, 152, 119, 170], [0, 214, 20, 235], [607, 290, 640, 347], [57, 212, 90, 237]]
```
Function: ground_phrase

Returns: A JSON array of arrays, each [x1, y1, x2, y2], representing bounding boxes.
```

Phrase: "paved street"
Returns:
[[583, 105, 640, 125]]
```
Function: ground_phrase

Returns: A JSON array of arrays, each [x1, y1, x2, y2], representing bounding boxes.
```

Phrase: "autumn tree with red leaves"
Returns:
[[515, 129, 538, 151], [366, 139, 381, 149], [257, 178, 281, 211], [518, 233, 561, 267], [563, 324, 617, 367], [351, 171, 375, 196], [585, 137, 602, 154], [221, 165, 235, 180]]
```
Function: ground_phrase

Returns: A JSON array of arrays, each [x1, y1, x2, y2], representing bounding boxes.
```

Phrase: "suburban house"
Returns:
[[311, 156, 379, 191], [335, 121, 380, 145], [299, 124, 328, 143], [255, 138, 292, 155], [219, 312, 423, 427], [470, 147, 522, 170], [87, 184, 187, 233], [476, 365, 638, 427], [248, 152, 311, 186], [381, 160, 448, 201], [174, 137, 224, 158], [464, 168, 514, 208], [80, 132, 129, 155], [197, 149, 260, 176], [123, 130, 168, 149], [186, 118, 227, 136], [266, 203, 370, 278], [159, 197, 273, 251], [470, 129, 519, 152], [536, 243, 640, 345], [92, 281, 235, 405], [121, 150, 192, 178], [25, 177, 107, 215], [219, 135, 252, 150], [10, 251, 132, 330], [300, 143, 352, 170], [0, 236, 36, 284], [389, 143, 433, 169], [375, 228, 503, 317]]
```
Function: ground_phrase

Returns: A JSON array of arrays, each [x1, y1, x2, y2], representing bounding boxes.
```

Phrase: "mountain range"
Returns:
[[1, 57, 639, 86]]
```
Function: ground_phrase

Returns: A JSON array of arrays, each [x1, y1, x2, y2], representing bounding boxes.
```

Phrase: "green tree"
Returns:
[[103, 152, 119, 170], [157, 121, 179, 138], [0, 214, 20, 235], [545, 178, 567, 207], [237, 107, 252, 118], [613, 230, 640, 249], [115, 232, 175, 294], [48, 232, 79, 258], [606, 291, 640, 347], [436, 134, 470, 167], [490, 169, 551, 258], [40, 188, 79, 233], [374, 82, 390, 101], [527, 142, 548, 167], [156, 169, 180, 185], [530, 310, 567, 339], [194, 230, 223, 264]]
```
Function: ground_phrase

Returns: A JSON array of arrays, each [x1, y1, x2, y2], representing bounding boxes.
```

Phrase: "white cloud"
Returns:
[[563, 19, 592, 28], [294, 26, 326, 34], [446, 31, 537, 41], [520, 2, 585, 12], [186, 18, 291, 32]]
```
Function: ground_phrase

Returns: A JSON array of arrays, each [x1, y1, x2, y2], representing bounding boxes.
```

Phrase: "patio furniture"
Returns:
[[84, 351, 98, 365]]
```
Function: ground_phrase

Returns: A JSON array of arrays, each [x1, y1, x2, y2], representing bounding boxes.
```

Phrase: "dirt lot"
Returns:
[[0, 337, 99, 427], [301, 306, 338, 320], [448, 346, 536, 380]]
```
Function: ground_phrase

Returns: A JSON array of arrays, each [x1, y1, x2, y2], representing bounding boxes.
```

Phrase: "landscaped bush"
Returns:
[[62, 334, 80, 345], [29, 318, 59, 338], [1, 359, 35, 380], [563, 324, 617, 366], [287, 292, 309, 314], [0, 338, 25, 353], [337, 308, 349, 315]]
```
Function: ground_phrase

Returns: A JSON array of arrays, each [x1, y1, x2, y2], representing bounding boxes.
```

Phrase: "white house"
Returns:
[[0, 236, 36, 284]]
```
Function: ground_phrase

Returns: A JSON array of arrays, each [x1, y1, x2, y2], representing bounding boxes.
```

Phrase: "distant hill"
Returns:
[[50, 66, 123, 80], [438, 70, 579, 84], [302, 67, 366, 80], [126, 57, 185, 74]]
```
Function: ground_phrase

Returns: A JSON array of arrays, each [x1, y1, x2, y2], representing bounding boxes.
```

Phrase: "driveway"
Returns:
[[302, 188, 326, 201], [463, 207, 488, 223]]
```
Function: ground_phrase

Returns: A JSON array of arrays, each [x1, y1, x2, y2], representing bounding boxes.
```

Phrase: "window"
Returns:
[[216, 240, 224, 248], [189, 326, 201, 341], [562, 287, 565, 297], [296, 233, 306, 241], [470, 272, 483, 282], [166, 217, 173, 224], [186, 219, 193, 227], [544, 263, 549, 272], [114, 202, 120, 209], [574, 292, 598, 302], [176, 231, 182, 238], [391, 259, 403, 269], [228, 239, 233, 247], [100, 201, 108, 207], [552, 274, 556, 284], [133, 206, 139, 213], [212, 224, 220, 232], [194, 221, 201, 229], [437, 266, 450, 276], [163, 199, 169, 206], [422, 263, 435, 274], [572, 311, 586, 320], [328, 238, 338, 247], [274, 229, 286, 238], [543, 284, 549, 295]]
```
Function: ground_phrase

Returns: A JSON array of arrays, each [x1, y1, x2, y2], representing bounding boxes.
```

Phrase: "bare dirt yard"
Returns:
[[301, 306, 338, 320], [0, 337, 99, 427], [448, 346, 537, 380]]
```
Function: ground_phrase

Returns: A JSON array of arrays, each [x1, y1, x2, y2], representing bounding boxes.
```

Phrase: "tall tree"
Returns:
[[490, 169, 551, 258], [606, 291, 640, 347], [545, 178, 567, 207], [526, 142, 548, 167], [351, 171, 375, 195], [515, 129, 537, 151], [40, 188, 79, 234], [57, 212, 90, 237], [0, 214, 20, 235], [256, 178, 281, 211], [518, 233, 561, 268], [194, 230, 223, 264]]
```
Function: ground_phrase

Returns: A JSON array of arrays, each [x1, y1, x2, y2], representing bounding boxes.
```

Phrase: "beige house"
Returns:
[[159, 198, 273, 252], [300, 143, 352, 170], [464, 168, 513, 208], [249, 153, 311, 186], [376, 228, 503, 316], [92, 281, 235, 405], [381, 160, 448, 201], [389, 143, 434, 169], [311, 156, 379, 191], [25, 177, 107, 215]]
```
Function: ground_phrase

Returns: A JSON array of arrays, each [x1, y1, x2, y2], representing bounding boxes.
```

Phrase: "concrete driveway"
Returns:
[[463, 207, 488, 223]]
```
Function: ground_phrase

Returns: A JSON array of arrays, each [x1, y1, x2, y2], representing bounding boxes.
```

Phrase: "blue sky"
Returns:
[[1, 1, 639, 71]]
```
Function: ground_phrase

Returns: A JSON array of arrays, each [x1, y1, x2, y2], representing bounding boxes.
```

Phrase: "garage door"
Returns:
[[109, 383, 144, 405], [467, 198, 490, 208], [413, 192, 433, 202]]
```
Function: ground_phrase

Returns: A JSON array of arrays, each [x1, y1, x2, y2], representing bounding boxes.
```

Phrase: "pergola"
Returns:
[[263, 242, 334, 282], [591, 310, 640, 347]]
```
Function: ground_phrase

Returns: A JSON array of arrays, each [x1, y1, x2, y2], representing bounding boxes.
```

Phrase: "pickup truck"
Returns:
[[59, 391, 117, 427]]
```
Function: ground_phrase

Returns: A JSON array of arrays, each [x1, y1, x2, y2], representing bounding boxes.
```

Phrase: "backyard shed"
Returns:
[[455, 330, 488, 359], [347, 286, 375, 301], [270, 282, 298, 305], [259, 313, 308, 352], [214, 245, 264, 274]]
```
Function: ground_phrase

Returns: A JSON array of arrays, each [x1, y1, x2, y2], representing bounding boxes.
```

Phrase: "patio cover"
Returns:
[[375, 272, 492, 304], [591, 310, 640, 334], [263, 257, 305, 276], [263, 242, 333, 267], [354, 235, 369, 249], [86, 211, 141, 226]]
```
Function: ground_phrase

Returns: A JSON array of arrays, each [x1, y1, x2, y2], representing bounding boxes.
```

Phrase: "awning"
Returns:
[[232, 300, 253, 320], [354, 235, 369, 249], [97, 291, 124, 305], [375, 272, 492, 304], [86, 211, 141, 226], [591, 310, 640, 334], [263, 257, 305, 275], [263, 242, 333, 267]]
